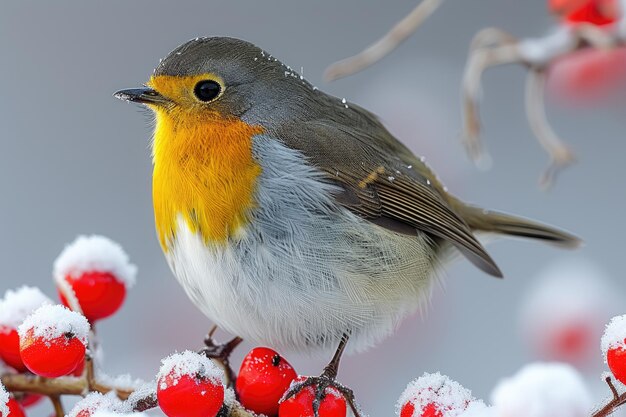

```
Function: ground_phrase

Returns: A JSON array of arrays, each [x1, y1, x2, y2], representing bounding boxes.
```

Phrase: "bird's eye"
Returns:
[[193, 80, 222, 102]]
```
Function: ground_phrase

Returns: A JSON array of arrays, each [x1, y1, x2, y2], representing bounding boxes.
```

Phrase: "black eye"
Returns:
[[194, 80, 222, 102]]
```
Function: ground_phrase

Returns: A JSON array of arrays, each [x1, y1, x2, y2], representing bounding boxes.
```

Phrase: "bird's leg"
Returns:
[[282, 334, 362, 417], [199, 325, 243, 388]]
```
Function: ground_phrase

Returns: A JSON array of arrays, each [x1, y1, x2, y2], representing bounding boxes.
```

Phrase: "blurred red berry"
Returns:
[[549, 0, 618, 25], [236, 347, 297, 416], [17, 394, 43, 409], [0, 328, 27, 372], [548, 47, 626, 104], [2, 398, 27, 417], [401, 402, 443, 417], [58, 271, 127, 322], [19, 328, 86, 378], [278, 377, 346, 417], [607, 341, 626, 384]]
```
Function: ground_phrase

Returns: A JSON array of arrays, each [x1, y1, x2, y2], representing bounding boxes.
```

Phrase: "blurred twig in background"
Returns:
[[324, 0, 444, 81]]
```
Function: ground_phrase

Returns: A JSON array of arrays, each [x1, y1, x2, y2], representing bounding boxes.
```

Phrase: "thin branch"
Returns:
[[324, 0, 444, 81], [592, 377, 626, 417], [525, 69, 576, 189], [49, 395, 65, 417]]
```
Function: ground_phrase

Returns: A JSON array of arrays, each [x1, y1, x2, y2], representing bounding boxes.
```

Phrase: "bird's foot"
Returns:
[[198, 325, 243, 388], [282, 369, 362, 417]]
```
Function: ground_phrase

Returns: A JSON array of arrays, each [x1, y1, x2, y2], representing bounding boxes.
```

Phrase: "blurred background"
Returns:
[[1, 1, 625, 415]]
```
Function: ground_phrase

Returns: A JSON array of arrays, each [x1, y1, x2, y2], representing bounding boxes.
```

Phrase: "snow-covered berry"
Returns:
[[18, 304, 89, 378], [519, 259, 616, 366], [602, 315, 626, 384], [397, 373, 473, 417], [0, 287, 52, 372], [157, 351, 225, 417], [279, 377, 347, 417], [68, 392, 122, 417], [54, 235, 137, 322], [236, 347, 297, 416], [490, 362, 591, 417]]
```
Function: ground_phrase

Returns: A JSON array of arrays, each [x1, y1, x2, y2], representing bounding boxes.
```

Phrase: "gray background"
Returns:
[[1, 1, 625, 415]]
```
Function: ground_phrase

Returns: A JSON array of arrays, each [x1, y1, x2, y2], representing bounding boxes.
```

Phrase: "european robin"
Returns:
[[115, 37, 578, 415]]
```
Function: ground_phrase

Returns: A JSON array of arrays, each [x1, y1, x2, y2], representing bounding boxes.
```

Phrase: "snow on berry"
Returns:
[[91, 411, 147, 417], [279, 376, 347, 417], [54, 235, 137, 288], [3, 398, 26, 417], [397, 373, 474, 417], [18, 304, 90, 377], [157, 351, 225, 417], [236, 347, 297, 416], [0, 286, 52, 372], [0, 286, 52, 330], [54, 235, 137, 321], [18, 304, 90, 345], [519, 259, 616, 366], [490, 362, 591, 417], [0, 383, 9, 417], [68, 392, 122, 417], [601, 315, 626, 384]]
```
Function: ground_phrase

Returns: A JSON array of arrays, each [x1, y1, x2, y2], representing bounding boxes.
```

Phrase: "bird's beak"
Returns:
[[114, 87, 169, 106]]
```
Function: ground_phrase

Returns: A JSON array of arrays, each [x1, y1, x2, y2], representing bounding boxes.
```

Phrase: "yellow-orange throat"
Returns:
[[149, 76, 263, 251]]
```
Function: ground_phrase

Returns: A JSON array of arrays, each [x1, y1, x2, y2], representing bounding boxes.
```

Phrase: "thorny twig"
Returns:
[[591, 376, 626, 417], [462, 15, 626, 187], [324, 0, 444, 81]]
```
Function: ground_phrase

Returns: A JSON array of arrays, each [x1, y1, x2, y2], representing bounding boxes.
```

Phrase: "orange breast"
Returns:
[[151, 104, 263, 251]]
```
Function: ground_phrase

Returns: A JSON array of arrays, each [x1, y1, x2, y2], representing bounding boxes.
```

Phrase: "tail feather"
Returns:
[[459, 205, 581, 248]]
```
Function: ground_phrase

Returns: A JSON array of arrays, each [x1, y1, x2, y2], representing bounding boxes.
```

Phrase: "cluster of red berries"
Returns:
[[0, 235, 135, 416], [154, 347, 346, 417]]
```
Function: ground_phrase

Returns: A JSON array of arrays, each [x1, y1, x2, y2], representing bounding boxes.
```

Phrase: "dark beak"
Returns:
[[114, 87, 169, 105]]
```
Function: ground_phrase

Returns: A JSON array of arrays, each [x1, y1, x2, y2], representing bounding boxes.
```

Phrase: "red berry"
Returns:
[[17, 305, 89, 378], [608, 342, 626, 384], [0, 328, 27, 373], [58, 272, 127, 322], [548, 47, 626, 104], [19, 328, 86, 378], [17, 394, 43, 409], [278, 377, 346, 417], [2, 398, 26, 417], [157, 351, 225, 417], [236, 347, 297, 416], [401, 402, 443, 417], [549, 0, 618, 25]]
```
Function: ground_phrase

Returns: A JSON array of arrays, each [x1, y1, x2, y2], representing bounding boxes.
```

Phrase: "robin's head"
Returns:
[[115, 37, 315, 127]]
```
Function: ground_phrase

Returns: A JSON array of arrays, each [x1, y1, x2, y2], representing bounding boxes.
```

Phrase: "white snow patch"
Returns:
[[18, 304, 90, 344], [54, 235, 137, 287], [396, 372, 474, 417], [457, 401, 493, 417], [68, 392, 122, 417], [490, 362, 591, 417], [518, 27, 576, 66], [223, 388, 236, 407], [0, 286, 52, 330], [157, 351, 223, 390], [602, 315, 626, 360], [97, 370, 146, 391], [0, 383, 9, 417]]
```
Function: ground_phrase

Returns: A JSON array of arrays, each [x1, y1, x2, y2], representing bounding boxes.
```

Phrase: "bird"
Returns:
[[114, 36, 578, 415]]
